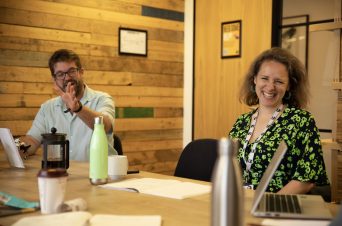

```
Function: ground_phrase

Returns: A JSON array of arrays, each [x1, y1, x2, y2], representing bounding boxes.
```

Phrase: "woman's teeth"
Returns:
[[263, 92, 274, 98]]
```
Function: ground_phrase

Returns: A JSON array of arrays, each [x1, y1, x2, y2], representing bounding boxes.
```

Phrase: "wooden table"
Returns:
[[0, 153, 340, 226]]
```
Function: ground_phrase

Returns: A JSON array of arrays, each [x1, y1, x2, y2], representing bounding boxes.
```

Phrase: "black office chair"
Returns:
[[113, 134, 123, 155], [174, 139, 218, 182]]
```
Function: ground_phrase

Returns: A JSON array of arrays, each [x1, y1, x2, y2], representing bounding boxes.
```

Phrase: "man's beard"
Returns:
[[63, 79, 83, 97]]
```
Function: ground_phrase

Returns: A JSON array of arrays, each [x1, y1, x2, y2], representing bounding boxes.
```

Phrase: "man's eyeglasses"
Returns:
[[53, 67, 79, 80]]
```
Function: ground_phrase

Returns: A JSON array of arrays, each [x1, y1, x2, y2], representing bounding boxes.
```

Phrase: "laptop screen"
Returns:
[[0, 128, 25, 168], [250, 140, 288, 212]]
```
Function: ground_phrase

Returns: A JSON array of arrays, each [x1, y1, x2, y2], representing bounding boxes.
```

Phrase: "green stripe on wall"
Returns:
[[116, 107, 154, 118]]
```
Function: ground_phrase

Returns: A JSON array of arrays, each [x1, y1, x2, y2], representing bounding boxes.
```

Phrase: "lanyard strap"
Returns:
[[242, 104, 285, 173]]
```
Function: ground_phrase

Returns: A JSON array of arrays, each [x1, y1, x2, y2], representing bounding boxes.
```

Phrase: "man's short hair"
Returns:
[[48, 49, 82, 76]]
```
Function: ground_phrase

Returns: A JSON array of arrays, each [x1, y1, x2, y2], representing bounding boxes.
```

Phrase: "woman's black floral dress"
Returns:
[[229, 106, 329, 192]]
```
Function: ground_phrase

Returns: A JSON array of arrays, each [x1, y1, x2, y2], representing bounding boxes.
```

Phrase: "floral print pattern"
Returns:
[[229, 106, 329, 192]]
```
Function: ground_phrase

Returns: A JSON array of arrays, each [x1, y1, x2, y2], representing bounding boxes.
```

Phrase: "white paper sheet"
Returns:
[[101, 178, 211, 199], [12, 211, 162, 226], [262, 219, 331, 226], [0, 128, 24, 168]]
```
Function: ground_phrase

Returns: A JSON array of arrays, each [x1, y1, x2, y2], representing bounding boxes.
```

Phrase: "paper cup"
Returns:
[[108, 155, 128, 180], [37, 168, 68, 214]]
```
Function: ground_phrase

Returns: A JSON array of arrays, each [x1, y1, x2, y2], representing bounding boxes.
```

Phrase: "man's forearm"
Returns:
[[75, 106, 113, 133], [20, 135, 40, 156]]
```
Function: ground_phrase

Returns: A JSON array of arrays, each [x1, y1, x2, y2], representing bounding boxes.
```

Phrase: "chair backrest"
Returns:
[[174, 139, 218, 182], [113, 134, 123, 155]]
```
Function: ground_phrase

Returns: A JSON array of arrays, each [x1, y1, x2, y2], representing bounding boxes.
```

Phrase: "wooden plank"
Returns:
[[0, 7, 92, 33], [0, 49, 183, 75], [122, 139, 182, 152], [0, 36, 91, 56], [0, 108, 38, 120], [115, 96, 183, 107], [116, 129, 182, 141], [0, 82, 52, 94], [0, 65, 50, 82], [148, 50, 183, 63], [131, 73, 183, 87], [0, 0, 184, 31], [115, 117, 183, 131], [0, 94, 182, 108], [0, 49, 50, 67], [40, 0, 141, 15], [120, 0, 184, 12], [149, 40, 183, 52], [0, 66, 183, 88], [89, 45, 183, 62], [0, 117, 183, 136], [0, 65, 133, 85], [154, 108, 183, 117], [0, 94, 53, 107], [0, 82, 182, 97], [83, 55, 183, 75], [0, 24, 92, 45], [0, 65, 183, 87], [0, 120, 31, 136], [84, 71, 133, 85], [92, 85, 183, 97]]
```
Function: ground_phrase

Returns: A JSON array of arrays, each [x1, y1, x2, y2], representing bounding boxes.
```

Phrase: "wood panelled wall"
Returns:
[[0, 0, 184, 175], [194, 0, 273, 139]]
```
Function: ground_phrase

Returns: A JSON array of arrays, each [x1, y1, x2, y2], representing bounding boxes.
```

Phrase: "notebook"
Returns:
[[251, 140, 332, 219], [0, 128, 25, 168]]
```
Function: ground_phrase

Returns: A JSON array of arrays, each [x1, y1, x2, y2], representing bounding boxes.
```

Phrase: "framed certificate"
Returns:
[[119, 27, 148, 56]]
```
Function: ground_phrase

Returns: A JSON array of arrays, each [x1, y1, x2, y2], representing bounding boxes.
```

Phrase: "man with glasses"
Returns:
[[20, 49, 117, 161]]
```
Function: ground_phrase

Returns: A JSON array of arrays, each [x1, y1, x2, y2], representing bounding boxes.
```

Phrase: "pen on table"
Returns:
[[127, 170, 140, 174]]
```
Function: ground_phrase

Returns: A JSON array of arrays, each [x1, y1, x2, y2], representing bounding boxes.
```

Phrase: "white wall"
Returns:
[[283, 0, 339, 139], [183, 0, 194, 147]]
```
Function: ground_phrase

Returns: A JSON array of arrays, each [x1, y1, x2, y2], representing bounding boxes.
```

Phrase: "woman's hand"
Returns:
[[277, 180, 314, 194]]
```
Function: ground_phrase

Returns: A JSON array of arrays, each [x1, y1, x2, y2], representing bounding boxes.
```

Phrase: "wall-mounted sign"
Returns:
[[221, 20, 242, 58], [119, 27, 148, 56]]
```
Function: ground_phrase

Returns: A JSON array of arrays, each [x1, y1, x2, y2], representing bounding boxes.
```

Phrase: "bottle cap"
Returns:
[[94, 116, 104, 125]]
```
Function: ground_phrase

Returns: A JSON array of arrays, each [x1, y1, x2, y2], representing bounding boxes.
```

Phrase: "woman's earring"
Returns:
[[284, 91, 291, 100]]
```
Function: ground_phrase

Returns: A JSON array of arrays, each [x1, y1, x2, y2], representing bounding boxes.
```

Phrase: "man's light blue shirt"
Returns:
[[27, 86, 116, 161]]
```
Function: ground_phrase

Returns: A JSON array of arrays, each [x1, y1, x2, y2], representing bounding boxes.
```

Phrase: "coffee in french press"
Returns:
[[41, 127, 69, 169]]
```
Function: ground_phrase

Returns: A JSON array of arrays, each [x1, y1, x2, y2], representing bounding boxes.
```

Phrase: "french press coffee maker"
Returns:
[[41, 127, 69, 169]]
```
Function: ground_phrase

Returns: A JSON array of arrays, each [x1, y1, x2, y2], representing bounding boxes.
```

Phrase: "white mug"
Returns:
[[108, 155, 128, 180]]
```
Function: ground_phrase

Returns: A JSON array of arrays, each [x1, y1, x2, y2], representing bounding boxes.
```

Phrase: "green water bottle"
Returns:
[[89, 116, 108, 185]]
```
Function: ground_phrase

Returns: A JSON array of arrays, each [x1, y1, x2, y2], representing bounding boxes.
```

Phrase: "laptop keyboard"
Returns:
[[265, 193, 302, 213]]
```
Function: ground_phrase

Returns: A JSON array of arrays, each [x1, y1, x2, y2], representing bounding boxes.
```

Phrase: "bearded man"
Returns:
[[21, 49, 116, 161]]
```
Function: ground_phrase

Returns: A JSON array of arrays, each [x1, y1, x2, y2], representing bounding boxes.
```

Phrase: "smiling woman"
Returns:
[[229, 47, 330, 194]]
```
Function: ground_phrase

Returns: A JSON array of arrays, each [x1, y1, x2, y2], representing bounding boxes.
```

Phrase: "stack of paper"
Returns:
[[100, 178, 211, 199]]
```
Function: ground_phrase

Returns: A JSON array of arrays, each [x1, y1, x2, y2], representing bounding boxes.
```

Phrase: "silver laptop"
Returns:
[[251, 140, 332, 219]]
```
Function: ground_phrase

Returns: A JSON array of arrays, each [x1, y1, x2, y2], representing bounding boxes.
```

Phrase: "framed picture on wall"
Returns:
[[281, 15, 309, 69], [221, 20, 242, 58], [119, 27, 148, 56]]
